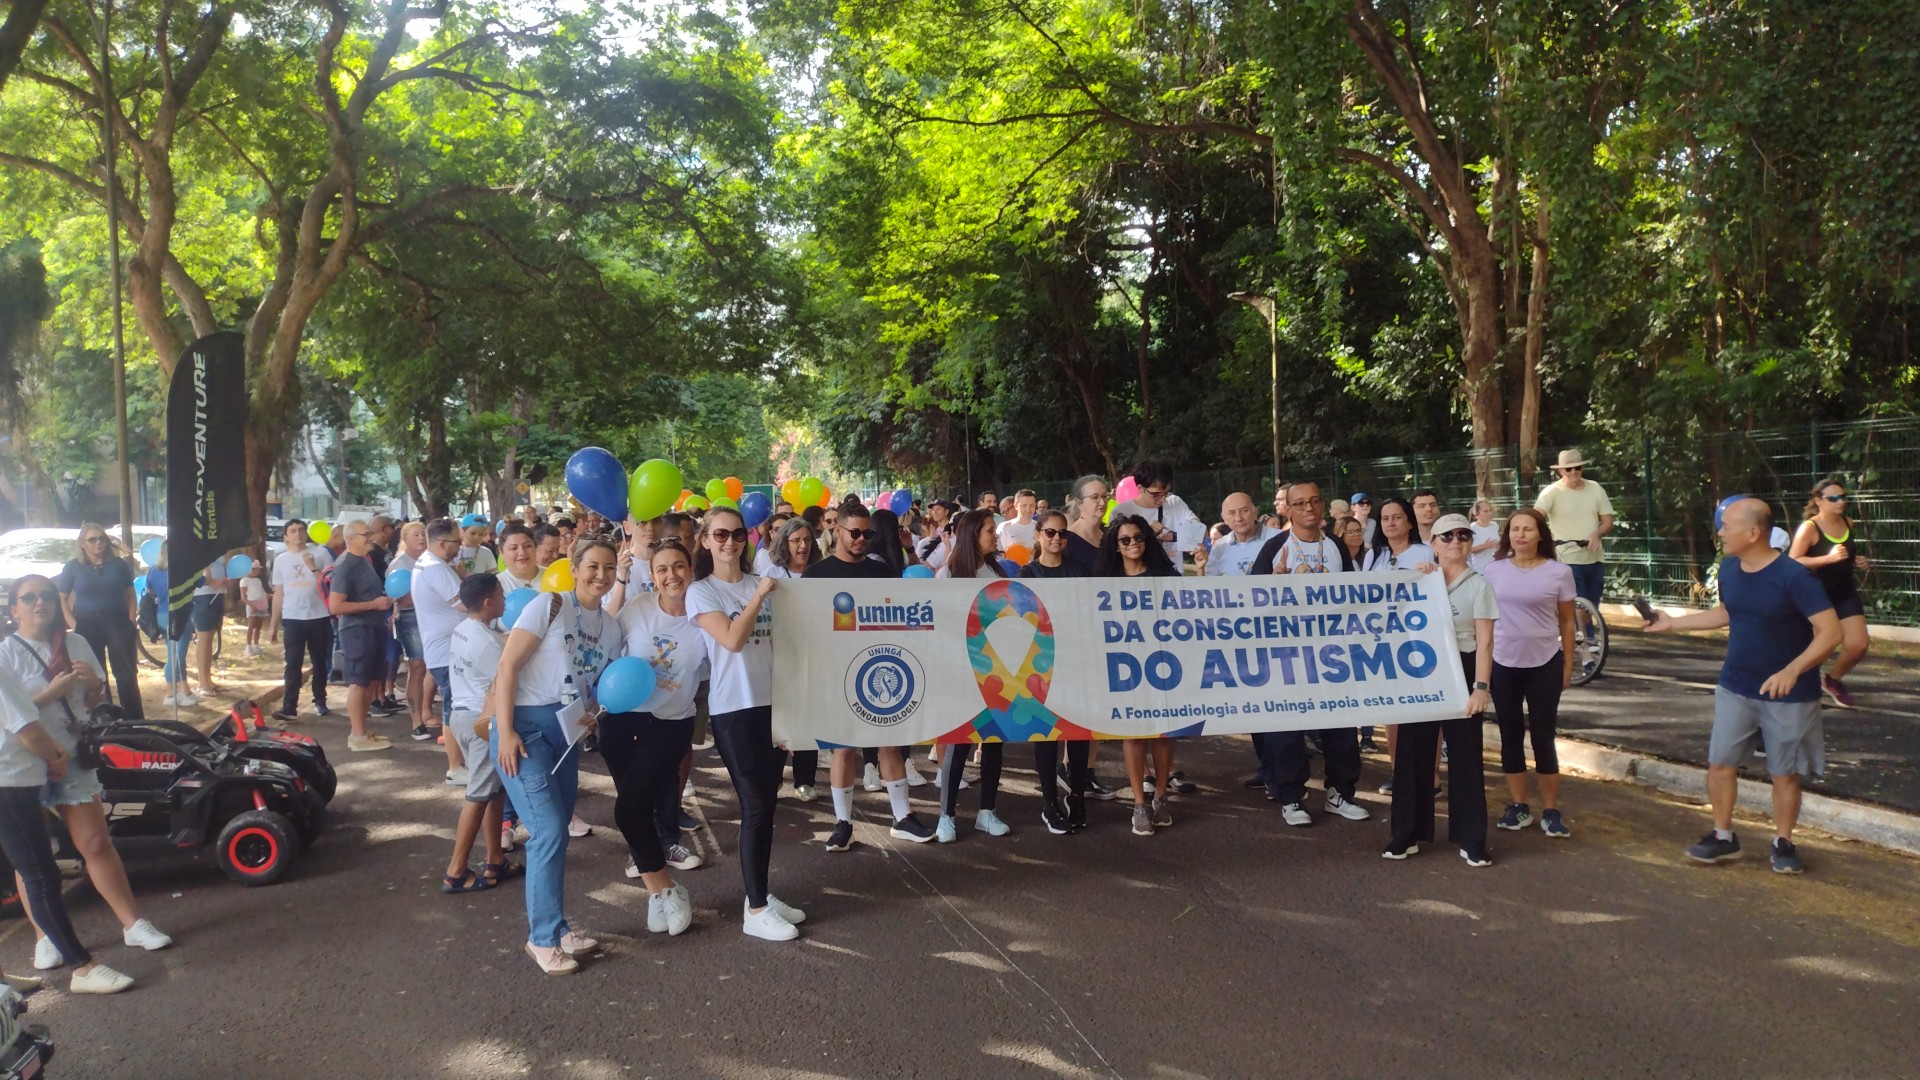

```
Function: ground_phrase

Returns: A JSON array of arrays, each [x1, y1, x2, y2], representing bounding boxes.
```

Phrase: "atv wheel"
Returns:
[[216, 809, 299, 885]]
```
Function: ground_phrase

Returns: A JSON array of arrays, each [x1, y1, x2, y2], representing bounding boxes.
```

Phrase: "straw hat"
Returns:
[[1552, 449, 1592, 472]]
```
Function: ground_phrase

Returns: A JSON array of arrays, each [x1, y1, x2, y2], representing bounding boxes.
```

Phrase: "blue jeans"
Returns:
[[492, 703, 579, 947], [1569, 561, 1604, 609], [163, 630, 191, 684]]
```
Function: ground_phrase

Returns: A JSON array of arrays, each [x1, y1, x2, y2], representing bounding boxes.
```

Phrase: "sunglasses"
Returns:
[[1561, 466, 1584, 473], [1116, 534, 1148, 547], [1437, 531, 1475, 544], [82, 536, 107, 544], [14, 590, 58, 606], [1353, 500, 1371, 506], [1823, 494, 1847, 502], [840, 526, 877, 541], [1039, 528, 1069, 539], [709, 528, 749, 545]]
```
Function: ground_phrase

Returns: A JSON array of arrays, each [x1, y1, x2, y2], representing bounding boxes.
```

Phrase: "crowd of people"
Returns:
[[0, 452, 1873, 982]]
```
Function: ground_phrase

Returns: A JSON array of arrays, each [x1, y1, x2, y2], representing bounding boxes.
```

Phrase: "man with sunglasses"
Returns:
[[801, 505, 937, 847], [1112, 460, 1204, 567], [1534, 448, 1614, 613]]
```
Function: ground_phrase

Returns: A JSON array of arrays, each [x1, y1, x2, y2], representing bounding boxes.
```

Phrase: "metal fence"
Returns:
[[997, 416, 1920, 625]]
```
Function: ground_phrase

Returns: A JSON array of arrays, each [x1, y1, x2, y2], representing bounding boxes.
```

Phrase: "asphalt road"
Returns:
[[1561, 627, 1920, 811], [10, 716, 1919, 1079]]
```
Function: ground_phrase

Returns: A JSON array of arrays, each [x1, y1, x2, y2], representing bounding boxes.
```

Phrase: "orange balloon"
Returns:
[[724, 476, 744, 501], [675, 488, 692, 510], [817, 485, 832, 508], [1006, 543, 1033, 566]]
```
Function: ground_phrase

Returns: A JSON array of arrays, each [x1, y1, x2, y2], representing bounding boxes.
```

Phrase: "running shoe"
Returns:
[[1823, 674, 1857, 709], [1280, 803, 1312, 827], [1685, 831, 1741, 864], [1381, 842, 1419, 860], [1540, 809, 1571, 838], [1130, 805, 1154, 836], [1064, 793, 1088, 832], [935, 815, 958, 843], [1459, 848, 1493, 868], [1166, 771, 1198, 795], [1041, 802, 1069, 835], [1150, 797, 1172, 828], [793, 784, 817, 802], [1085, 775, 1118, 801], [1324, 791, 1370, 821], [889, 813, 935, 843], [409, 724, 434, 741], [1496, 803, 1533, 831], [974, 809, 1009, 836], [862, 763, 882, 792], [904, 761, 929, 787], [825, 821, 855, 852], [1770, 837, 1805, 875]]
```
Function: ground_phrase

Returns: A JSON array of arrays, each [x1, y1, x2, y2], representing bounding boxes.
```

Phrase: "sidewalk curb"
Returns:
[[1482, 729, 1920, 858]]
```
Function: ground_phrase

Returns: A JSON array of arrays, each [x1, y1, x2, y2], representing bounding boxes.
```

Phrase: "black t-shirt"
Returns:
[[331, 552, 387, 630], [802, 555, 900, 580], [59, 557, 136, 618], [368, 543, 391, 579], [1021, 560, 1087, 579], [1065, 533, 1099, 575]]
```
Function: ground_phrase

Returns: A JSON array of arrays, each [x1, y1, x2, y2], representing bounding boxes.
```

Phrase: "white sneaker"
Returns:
[[682, 778, 695, 799], [32, 936, 62, 971], [764, 894, 806, 925], [1280, 802, 1313, 827], [624, 855, 642, 879], [567, 816, 592, 838], [793, 784, 817, 802], [70, 964, 134, 995], [862, 763, 882, 792], [649, 884, 692, 936], [445, 767, 470, 787], [1325, 791, 1370, 821], [558, 931, 598, 956], [904, 761, 928, 787], [743, 902, 799, 941], [664, 843, 703, 871], [936, 815, 959, 843], [122, 919, 173, 951], [500, 823, 517, 853], [974, 809, 1009, 836]]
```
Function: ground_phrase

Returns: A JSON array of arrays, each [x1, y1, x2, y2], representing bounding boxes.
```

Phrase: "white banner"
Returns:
[[770, 571, 1466, 748]]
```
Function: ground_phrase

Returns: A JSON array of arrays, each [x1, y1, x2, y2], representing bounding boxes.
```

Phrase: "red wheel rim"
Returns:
[[227, 827, 279, 875]]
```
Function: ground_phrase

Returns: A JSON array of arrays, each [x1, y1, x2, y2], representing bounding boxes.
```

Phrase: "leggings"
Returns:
[[1491, 653, 1563, 775], [940, 743, 1002, 815], [710, 706, 781, 909], [0, 785, 90, 966], [600, 712, 694, 876], [1031, 740, 1090, 806]]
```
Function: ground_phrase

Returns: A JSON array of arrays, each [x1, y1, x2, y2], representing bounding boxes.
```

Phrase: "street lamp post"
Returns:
[[1228, 291, 1282, 487]]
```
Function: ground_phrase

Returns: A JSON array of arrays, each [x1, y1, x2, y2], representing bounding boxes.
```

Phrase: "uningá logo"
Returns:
[[843, 645, 926, 727], [832, 591, 856, 631]]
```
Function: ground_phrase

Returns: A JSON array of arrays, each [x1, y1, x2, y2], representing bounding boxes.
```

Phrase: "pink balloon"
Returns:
[[1114, 476, 1140, 504]]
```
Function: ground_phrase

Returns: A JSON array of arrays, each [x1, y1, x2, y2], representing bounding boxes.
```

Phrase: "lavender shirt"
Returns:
[[1481, 558, 1575, 669]]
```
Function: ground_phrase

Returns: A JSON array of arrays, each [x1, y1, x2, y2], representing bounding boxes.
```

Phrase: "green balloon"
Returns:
[[681, 495, 710, 511], [711, 496, 739, 511], [629, 458, 684, 520], [705, 478, 729, 503], [798, 476, 825, 508]]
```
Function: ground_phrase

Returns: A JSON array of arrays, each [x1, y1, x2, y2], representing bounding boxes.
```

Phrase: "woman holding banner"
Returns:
[[1363, 497, 1433, 789], [1386, 516, 1495, 865], [490, 536, 618, 974], [687, 507, 806, 942], [1095, 515, 1182, 837], [933, 509, 1012, 841], [1022, 510, 1092, 833]]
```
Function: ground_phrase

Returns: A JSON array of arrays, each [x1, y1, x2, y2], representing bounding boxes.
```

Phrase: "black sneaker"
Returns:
[[1242, 773, 1265, 790], [1064, 793, 1087, 832], [1041, 802, 1069, 836], [1141, 774, 1157, 795], [409, 724, 433, 741], [1167, 771, 1198, 795], [1381, 841, 1419, 860], [1685, 831, 1741, 864], [889, 813, 935, 843], [1085, 775, 1118, 801], [1769, 837, 1803, 875], [1360, 737, 1379, 754], [271, 708, 298, 723], [581, 734, 598, 754], [380, 695, 403, 711], [1459, 847, 1493, 868], [313, 704, 332, 718], [1496, 803, 1532, 831], [825, 820, 855, 852]]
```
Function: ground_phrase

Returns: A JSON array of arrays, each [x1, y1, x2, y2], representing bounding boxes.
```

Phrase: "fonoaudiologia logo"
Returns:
[[844, 645, 927, 727]]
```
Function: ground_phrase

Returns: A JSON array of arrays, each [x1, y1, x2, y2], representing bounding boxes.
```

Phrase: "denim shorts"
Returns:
[[394, 609, 424, 662], [43, 766, 104, 807], [192, 592, 225, 632]]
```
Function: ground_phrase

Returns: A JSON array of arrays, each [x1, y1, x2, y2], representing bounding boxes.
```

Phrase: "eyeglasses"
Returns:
[[1353, 500, 1371, 506], [709, 528, 749, 545], [81, 536, 106, 544], [1823, 494, 1847, 503], [1039, 528, 1069, 539], [14, 590, 57, 606], [840, 526, 877, 541], [1116, 534, 1148, 547], [1437, 531, 1475, 544], [1141, 487, 1170, 499], [1288, 497, 1325, 509]]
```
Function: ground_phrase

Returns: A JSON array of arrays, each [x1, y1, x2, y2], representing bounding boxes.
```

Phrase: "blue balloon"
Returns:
[[998, 558, 1020, 577], [597, 656, 658, 714], [889, 490, 912, 516], [502, 587, 539, 629], [385, 567, 413, 599], [134, 574, 147, 599], [739, 491, 773, 529], [902, 564, 934, 579], [1713, 494, 1748, 532], [139, 538, 162, 567], [225, 553, 253, 578], [564, 447, 628, 522]]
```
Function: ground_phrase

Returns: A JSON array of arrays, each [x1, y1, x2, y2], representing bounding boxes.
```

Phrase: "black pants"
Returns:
[[710, 706, 780, 909], [789, 749, 818, 788], [1266, 726, 1361, 804], [600, 712, 694, 875], [940, 743, 1002, 815], [1492, 653, 1563, 775], [1032, 740, 1090, 806], [0, 785, 89, 966], [281, 616, 334, 713], [76, 613, 143, 719], [1389, 713, 1489, 853]]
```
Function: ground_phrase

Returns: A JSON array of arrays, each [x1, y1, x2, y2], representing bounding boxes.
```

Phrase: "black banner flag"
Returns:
[[165, 331, 252, 628]]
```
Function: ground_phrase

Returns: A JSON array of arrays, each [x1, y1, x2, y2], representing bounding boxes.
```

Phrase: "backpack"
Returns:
[[138, 588, 161, 641]]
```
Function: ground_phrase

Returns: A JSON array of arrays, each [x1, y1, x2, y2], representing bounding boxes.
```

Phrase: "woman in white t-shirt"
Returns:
[[1468, 499, 1502, 571], [495, 523, 542, 593], [489, 538, 618, 975], [1362, 497, 1435, 778], [685, 507, 804, 942], [603, 541, 709, 938], [3, 575, 173, 968]]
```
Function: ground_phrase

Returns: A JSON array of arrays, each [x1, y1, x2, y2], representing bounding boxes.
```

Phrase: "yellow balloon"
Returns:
[[307, 520, 332, 544], [541, 557, 574, 592]]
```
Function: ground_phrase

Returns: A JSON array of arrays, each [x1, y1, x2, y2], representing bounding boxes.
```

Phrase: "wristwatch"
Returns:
[[1472, 680, 1489, 691]]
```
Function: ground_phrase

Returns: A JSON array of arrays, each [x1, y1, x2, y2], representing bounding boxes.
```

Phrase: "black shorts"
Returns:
[[1830, 591, 1865, 621], [339, 622, 391, 687], [192, 593, 225, 632]]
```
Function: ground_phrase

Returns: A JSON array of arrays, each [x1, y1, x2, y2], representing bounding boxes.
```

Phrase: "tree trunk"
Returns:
[[1519, 200, 1549, 478], [422, 407, 452, 517]]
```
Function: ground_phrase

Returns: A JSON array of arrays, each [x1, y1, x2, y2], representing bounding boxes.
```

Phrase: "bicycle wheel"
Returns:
[[137, 622, 224, 667], [1570, 597, 1608, 686]]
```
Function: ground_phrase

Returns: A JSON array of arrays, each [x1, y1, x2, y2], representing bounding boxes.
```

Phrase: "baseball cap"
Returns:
[[459, 513, 488, 528], [1349, 492, 1370, 504], [1432, 513, 1472, 536]]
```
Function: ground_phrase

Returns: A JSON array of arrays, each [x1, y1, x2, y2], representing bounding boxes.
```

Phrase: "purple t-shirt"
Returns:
[[1482, 558, 1575, 669]]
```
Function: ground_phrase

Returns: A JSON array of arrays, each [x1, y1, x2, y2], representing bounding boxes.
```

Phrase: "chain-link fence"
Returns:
[[993, 416, 1920, 625]]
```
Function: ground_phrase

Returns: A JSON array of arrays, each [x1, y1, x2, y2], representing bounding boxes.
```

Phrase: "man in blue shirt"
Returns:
[[1649, 497, 1840, 874]]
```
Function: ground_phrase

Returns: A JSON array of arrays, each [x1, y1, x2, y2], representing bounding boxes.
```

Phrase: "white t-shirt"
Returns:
[[1113, 494, 1205, 559], [752, 548, 774, 575], [1273, 534, 1345, 574], [1444, 569, 1501, 652], [497, 568, 537, 593], [0, 666, 50, 787], [763, 564, 802, 580], [447, 618, 506, 723], [617, 595, 710, 721], [508, 591, 614, 708], [458, 545, 497, 575], [240, 575, 269, 613], [1205, 526, 1281, 576], [1363, 542, 1436, 573], [997, 518, 1037, 552], [0, 633, 103, 752], [271, 546, 334, 622], [685, 575, 772, 715], [1469, 521, 1502, 571], [409, 551, 466, 669]]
